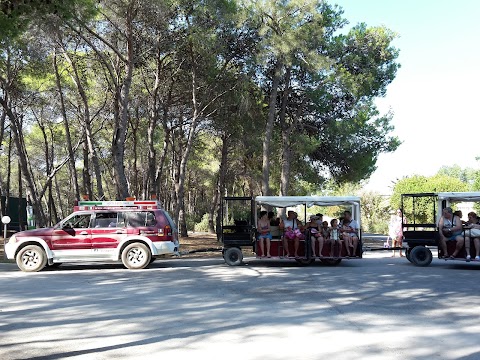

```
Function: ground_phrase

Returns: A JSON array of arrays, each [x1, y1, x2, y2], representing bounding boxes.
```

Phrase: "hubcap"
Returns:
[[22, 250, 39, 267], [128, 248, 145, 264]]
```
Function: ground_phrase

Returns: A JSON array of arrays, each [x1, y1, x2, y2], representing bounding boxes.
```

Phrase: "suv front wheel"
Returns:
[[121, 242, 151, 270], [16, 245, 47, 272]]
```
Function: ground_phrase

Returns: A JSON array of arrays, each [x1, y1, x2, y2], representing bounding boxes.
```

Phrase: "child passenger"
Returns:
[[257, 211, 272, 257], [329, 218, 343, 257], [321, 221, 329, 240], [305, 215, 323, 257]]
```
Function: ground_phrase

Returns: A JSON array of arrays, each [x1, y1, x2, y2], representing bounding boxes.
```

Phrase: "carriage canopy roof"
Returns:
[[254, 196, 361, 208], [436, 192, 480, 202]]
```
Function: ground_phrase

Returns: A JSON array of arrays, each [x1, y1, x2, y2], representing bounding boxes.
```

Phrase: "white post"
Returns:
[[2, 216, 11, 259]]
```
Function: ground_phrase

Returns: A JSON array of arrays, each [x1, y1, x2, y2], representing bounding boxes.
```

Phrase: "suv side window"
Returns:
[[146, 212, 157, 226], [94, 212, 118, 228], [124, 211, 156, 227], [64, 214, 92, 229]]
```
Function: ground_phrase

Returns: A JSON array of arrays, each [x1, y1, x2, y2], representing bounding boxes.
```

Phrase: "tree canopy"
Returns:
[[0, 0, 400, 233]]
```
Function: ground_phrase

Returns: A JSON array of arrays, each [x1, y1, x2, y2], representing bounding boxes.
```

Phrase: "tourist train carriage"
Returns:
[[403, 192, 480, 266], [221, 196, 362, 266]]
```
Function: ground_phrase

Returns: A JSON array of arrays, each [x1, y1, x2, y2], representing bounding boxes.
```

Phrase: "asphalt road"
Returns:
[[1, 249, 480, 360]]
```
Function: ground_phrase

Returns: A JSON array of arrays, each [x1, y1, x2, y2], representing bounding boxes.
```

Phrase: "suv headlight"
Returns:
[[8, 235, 17, 244]]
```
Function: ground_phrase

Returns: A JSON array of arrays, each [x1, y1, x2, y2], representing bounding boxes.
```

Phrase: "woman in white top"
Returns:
[[339, 210, 359, 257], [389, 209, 406, 257], [279, 211, 304, 257]]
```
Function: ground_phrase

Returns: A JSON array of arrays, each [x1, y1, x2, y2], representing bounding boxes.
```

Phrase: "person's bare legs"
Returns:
[[451, 235, 464, 258], [317, 236, 325, 257], [474, 238, 480, 259], [464, 236, 471, 260], [343, 235, 352, 256], [294, 237, 300, 257], [266, 238, 271, 257], [283, 237, 291, 257], [258, 238, 265, 257], [311, 237, 317, 257], [439, 237, 448, 258], [397, 235, 404, 257], [351, 236, 358, 257], [338, 240, 344, 257], [392, 238, 397, 257]]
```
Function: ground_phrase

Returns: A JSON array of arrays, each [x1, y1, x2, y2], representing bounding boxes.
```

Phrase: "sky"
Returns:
[[332, 0, 480, 194]]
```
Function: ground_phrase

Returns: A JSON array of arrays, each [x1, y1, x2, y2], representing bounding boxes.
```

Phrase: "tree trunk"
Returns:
[[130, 112, 139, 198], [38, 118, 53, 225], [0, 100, 46, 226], [261, 60, 283, 196], [53, 49, 80, 202], [173, 110, 200, 232], [146, 41, 168, 199], [179, 200, 188, 237], [54, 173, 65, 219], [215, 133, 229, 241], [17, 161, 22, 230], [146, 106, 157, 199], [1, 130, 12, 219], [110, 9, 136, 200], [156, 124, 170, 202], [61, 48, 104, 200], [208, 174, 219, 234], [279, 67, 292, 197], [82, 139, 92, 199], [173, 53, 202, 233], [0, 109, 6, 215]]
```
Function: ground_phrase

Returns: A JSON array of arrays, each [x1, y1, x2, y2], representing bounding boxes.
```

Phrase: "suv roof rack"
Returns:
[[74, 200, 161, 211]]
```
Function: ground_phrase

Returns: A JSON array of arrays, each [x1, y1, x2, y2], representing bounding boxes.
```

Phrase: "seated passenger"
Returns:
[[320, 221, 329, 240], [438, 207, 464, 259], [339, 210, 359, 257], [305, 215, 324, 257], [463, 211, 480, 261], [268, 211, 280, 226], [257, 211, 272, 257], [329, 218, 343, 257], [454, 210, 467, 226], [280, 211, 304, 258]]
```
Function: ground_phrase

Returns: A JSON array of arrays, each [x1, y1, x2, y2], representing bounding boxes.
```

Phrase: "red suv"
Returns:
[[5, 200, 179, 272]]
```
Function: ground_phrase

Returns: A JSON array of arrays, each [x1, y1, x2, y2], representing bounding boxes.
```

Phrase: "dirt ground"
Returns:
[[178, 232, 255, 258], [178, 232, 222, 257]]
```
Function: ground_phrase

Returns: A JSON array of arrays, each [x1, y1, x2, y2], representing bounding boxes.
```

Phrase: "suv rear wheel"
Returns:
[[16, 245, 47, 272], [121, 242, 151, 269]]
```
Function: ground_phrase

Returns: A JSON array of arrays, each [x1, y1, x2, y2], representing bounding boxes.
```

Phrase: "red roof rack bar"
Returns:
[[74, 200, 161, 211]]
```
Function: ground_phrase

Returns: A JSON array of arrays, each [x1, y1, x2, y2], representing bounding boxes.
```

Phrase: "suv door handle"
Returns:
[[80, 231, 89, 235]]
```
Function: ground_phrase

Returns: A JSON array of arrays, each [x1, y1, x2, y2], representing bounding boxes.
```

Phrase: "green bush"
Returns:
[[185, 215, 197, 232], [194, 213, 211, 232], [370, 220, 388, 235]]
